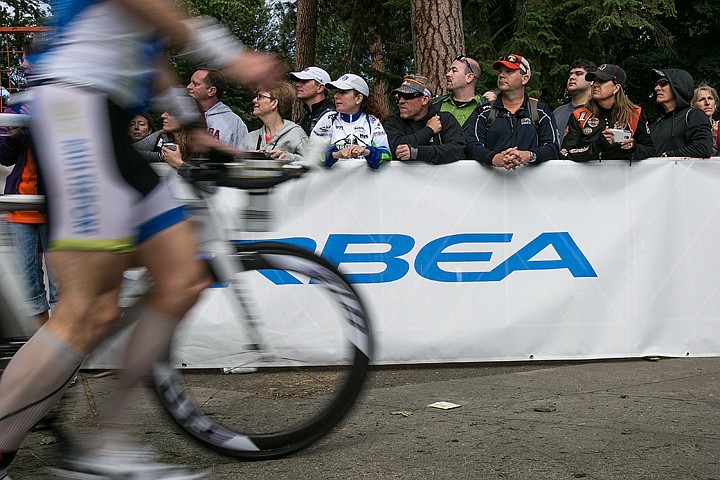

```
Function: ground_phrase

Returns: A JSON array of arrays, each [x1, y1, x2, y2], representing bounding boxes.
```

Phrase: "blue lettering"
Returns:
[[321, 234, 414, 284], [234, 232, 596, 285], [493, 232, 597, 279], [415, 234, 512, 282]]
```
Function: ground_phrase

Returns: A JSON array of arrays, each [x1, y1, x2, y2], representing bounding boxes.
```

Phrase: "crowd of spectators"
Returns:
[[275, 54, 719, 169], [118, 55, 720, 170]]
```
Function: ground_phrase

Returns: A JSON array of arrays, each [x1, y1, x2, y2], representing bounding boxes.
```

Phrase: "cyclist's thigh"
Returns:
[[29, 84, 178, 253], [135, 219, 209, 318], [44, 250, 130, 351]]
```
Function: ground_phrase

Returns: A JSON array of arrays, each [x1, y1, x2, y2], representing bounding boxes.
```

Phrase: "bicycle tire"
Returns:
[[153, 241, 372, 460]]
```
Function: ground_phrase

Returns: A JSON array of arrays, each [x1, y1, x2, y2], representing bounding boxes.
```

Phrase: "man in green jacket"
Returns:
[[433, 55, 488, 130]]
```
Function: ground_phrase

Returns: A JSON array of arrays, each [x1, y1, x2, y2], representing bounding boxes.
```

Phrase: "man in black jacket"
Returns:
[[649, 68, 713, 158], [383, 75, 465, 164], [290, 66, 335, 136], [465, 54, 559, 169]]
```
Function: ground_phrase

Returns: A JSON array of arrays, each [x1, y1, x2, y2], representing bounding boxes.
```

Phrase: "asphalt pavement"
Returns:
[[9, 357, 720, 479]]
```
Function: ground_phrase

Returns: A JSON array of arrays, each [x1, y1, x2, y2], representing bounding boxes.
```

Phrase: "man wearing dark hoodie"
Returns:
[[649, 68, 713, 158], [383, 75, 465, 164]]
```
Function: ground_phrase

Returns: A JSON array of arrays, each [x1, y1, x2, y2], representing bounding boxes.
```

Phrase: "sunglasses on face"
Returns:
[[655, 78, 670, 88], [396, 92, 423, 101], [455, 55, 475, 75]]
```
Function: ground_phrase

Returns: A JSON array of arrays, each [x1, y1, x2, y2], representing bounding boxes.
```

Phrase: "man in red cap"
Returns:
[[465, 53, 559, 169]]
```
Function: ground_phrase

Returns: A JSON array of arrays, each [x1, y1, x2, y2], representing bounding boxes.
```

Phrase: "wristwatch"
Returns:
[[529, 151, 538, 163]]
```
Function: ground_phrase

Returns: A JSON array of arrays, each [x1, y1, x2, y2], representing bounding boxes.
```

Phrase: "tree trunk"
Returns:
[[411, 0, 465, 96], [294, 0, 318, 121], [368, 24, 390, 120], [295, 0, 317, 71]]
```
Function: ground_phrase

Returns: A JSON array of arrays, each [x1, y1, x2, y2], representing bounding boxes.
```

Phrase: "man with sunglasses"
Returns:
[[433, 55, 487, 130], [649, 68, 713, 158], [466, 53, 559, 170], [383, 75, 465, 164]]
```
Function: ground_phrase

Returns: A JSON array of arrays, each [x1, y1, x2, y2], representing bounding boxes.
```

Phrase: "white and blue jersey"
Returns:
[[28, 0, 187, 252], [33, 0, 165, 111], [310, 110, 390, 170]]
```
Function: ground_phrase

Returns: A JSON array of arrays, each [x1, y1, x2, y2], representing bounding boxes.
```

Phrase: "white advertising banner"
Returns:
[[87, 159, 720, 367]]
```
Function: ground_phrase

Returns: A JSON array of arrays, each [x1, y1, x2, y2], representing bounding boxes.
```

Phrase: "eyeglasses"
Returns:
[[655, 78, 670, 88], [255, 93, 273, 101], [395, 92, 423, 101], [455, 55, 475, 75]]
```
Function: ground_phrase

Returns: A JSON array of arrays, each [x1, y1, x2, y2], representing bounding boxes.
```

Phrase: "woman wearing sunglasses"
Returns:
[[561, 64, 654, 162], [310, 73, 390, 170], [649, 68, 713, 158]]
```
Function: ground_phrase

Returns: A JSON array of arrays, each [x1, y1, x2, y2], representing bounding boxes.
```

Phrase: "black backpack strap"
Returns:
[[528, 98, 539, 129], [486, 99, 538, 132], [486, 106, 498, 129], [431, 94, 450, 107]]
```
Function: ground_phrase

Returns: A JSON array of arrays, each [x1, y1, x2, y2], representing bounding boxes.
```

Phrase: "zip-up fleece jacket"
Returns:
[[297, 98, 334, 136], [205, 101, 249, 149], [649, 69, 713, 158], [465, 93, 559, 165], [383, 103, 465, 164], [241, 120, 310, 163]]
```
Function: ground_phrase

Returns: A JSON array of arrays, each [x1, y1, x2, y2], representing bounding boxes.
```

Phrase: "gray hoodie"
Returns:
[[205, 101, 248, 149], [241, 120, 310, 162]]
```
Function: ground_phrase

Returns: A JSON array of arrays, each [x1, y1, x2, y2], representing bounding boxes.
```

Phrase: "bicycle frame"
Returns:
[[0, 167, 271, 364]]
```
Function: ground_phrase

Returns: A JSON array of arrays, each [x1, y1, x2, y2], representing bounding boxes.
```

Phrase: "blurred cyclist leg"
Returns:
[[0, 83, 209, 479]]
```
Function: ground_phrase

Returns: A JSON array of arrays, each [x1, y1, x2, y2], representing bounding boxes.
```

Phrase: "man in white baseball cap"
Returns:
[[289, 66, 334, 135]]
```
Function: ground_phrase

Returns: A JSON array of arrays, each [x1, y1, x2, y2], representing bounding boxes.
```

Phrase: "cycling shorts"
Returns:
[[29, 84, 189, 253]]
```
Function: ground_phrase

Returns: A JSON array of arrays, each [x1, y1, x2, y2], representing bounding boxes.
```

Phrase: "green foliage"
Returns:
[[0, 0, 49, 26], [462, 0, 677, 112], [180, 0, 276, 129], [7, 0, 720, 125], [183, 0, 270, 50]]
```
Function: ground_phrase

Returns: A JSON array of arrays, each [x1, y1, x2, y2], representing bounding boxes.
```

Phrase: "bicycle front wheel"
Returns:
[[154, 242, 373, 460]]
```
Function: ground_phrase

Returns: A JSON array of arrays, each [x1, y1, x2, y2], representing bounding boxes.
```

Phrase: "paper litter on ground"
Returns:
[[427, 401, 461, 410]]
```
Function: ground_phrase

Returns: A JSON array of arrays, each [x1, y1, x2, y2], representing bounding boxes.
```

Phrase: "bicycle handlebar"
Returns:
[[0, 194, 45, 212], [185, 160, 310, 190], [0, 113, 31, 128]]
